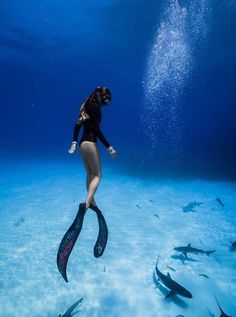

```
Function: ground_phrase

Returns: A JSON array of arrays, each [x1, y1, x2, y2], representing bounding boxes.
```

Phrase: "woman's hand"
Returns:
[[107, 146, 117, 158], [68, 141, 77, 154]]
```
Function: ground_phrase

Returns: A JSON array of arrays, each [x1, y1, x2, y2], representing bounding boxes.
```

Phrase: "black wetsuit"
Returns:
[[73, 101, 110, 148]]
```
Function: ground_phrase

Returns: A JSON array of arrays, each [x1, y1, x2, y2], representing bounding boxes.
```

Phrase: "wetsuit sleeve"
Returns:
[[73, 121, 82, 142], [95, 123, 110, 148]]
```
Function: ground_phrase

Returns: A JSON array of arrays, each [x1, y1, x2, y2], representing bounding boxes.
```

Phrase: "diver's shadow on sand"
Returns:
[[152, 272, 188, 309], [171, 254, 200, 264]]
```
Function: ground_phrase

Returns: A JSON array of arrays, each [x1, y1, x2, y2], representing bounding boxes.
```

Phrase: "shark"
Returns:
[[58, 298, 83, 317], [174, 243, 215, 258], [216, 198, 224, 208], [155, 259, 192, 299], [182, 201, 203, 212], [230, 241, 236, 250]]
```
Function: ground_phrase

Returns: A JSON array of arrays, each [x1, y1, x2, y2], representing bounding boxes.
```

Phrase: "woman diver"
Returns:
[[57, 86, 116, 282]]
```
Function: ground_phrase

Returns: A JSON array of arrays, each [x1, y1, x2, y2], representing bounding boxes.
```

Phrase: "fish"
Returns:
[[136, 204, 141, 209], [216, 198, 224, 208], [215, 296, 232, 317], [58, 298, 83, 317], [174, 243, 215, 258], [148, 199, 154, 203], [155, 259, 192, 299], [199, 273, 209, 279], [167, 265, 176, 272], [14, 217, 25, 226], [154, 213, 160, 219], [230, 241, 236, 249]]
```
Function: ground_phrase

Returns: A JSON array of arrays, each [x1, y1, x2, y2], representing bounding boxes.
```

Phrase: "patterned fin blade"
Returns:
[[57, 205, 85, 282], [94, 214, 108, 258], [57, 227, 80, 282]]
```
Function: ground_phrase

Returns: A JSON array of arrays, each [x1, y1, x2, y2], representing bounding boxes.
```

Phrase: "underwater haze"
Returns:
[[0, 0, 236, 178], [0, 1, 236, 317]]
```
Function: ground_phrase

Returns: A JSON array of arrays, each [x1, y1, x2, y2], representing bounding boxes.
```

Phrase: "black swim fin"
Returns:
[[57, 203, 86, 282], [89, 204, 108, 258]]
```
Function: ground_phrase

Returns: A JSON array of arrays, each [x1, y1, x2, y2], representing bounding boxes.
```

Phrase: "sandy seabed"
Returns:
[[0, 160, 235, 317]]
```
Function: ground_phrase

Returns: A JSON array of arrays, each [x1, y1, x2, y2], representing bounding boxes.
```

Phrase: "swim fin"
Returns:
[[57, 203, 86, 282], [89, 204, 108, 258]]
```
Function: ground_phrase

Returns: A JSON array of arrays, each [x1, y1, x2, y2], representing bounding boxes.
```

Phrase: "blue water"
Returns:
[[0, 1, 236, 316]]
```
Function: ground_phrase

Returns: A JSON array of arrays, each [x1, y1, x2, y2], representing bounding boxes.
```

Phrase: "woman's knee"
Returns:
[[87, 173, 94, 179], [94, 172, 102, 181], [88, 172, 101, 182]]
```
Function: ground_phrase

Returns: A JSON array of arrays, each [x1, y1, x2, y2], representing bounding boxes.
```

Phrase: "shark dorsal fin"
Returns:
[[187, 243, 191, 247]]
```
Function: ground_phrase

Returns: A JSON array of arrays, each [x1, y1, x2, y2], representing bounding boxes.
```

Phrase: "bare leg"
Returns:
[[86, 174, 97, 206], [79, 141, 102, 209], [81, 155, 97, 206]]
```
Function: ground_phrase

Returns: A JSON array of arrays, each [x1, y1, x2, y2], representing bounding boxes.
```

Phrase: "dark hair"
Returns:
[[87, 101, 102, 123], [96, 86, 111, 99], [78, 87, 111, 124], [85, 89, 102, 123]]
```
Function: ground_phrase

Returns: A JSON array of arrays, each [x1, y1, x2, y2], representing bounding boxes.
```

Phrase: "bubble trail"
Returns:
[[142, 0, 210, 156]]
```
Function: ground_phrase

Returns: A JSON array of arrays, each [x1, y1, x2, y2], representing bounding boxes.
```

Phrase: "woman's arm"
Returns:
[[95, 123, 110, 148], [96, 124, 117, 157], [69, 118, 83, 154], [73, 121, 82, 142]]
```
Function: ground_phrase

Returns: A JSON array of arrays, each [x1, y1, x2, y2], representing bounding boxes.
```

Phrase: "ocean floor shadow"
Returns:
[[171, 254, 200, 264]]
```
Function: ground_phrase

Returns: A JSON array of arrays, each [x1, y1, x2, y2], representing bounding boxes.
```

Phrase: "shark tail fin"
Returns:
[[206, 250, 216, 256]]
